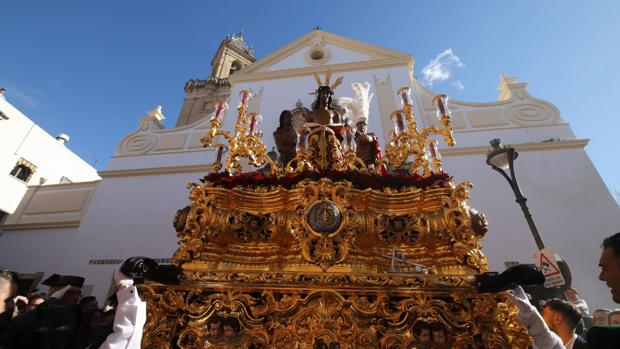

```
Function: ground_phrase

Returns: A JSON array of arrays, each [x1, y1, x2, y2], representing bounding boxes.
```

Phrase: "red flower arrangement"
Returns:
[[201, 170, 451, 191]]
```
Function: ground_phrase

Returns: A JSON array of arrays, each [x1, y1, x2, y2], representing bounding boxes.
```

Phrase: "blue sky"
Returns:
[[1, 1, 618, 196]]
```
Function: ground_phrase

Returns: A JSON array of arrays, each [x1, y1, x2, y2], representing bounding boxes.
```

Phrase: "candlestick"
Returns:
[[212, 101, 227, 123], [215, 144, 227, 163], [249, 113, 262, 135], [391, 110, 406, 136], [429, 139, 441, 161], [239, 90, 252, 109], [397, 87, 411, 107], [433, 94, 450, 119], [342, 125, 355, 152]]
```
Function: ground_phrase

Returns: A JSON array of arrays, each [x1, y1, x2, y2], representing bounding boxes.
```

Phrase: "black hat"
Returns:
[[42, 274, 84, 288]]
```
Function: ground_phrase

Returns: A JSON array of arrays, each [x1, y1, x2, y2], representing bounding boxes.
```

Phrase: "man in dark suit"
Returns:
[[541, 298, 588, 349], [587, 232, 620, 348]]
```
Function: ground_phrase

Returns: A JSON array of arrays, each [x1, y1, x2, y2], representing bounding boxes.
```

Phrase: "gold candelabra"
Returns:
[[384, 87, 455, 176], [201, 90, 278, 175]]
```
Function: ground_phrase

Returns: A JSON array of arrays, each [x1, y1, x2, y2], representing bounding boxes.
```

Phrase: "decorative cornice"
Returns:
[[103, 140, 586, 176], [99, 164, 215, 177], [1, 220, 81, 231], [442, 139, 589, 157], [452, 122, 570, 134], [234, 30, 411, 78], [230, 57, 412, 84], [112, 147, 215, 158]]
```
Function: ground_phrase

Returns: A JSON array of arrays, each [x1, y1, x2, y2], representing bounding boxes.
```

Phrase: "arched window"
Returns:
[[9, 158, 36, 183], [229, 61, 242, 76], [10, 165, 32, 182]]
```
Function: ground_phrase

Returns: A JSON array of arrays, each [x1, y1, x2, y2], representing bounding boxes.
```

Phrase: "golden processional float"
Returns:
[[139, 73, 537, 348]]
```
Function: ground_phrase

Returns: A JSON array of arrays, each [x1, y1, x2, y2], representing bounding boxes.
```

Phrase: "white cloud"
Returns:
[[3, 84, 39, 108], [451, 80, 465, 90], [422, 49, 465, 89]]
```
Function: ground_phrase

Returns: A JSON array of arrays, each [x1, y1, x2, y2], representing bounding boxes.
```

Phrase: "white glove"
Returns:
[[113, 263, 134, 287], [508, 286, 537, 326], [49, 285, 72, 299], [507, 287, 565, 349]]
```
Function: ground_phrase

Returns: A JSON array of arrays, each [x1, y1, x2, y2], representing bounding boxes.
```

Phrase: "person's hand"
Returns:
[[508, 286, 534, 310], [13, 295, 28, 305], [507, 286, 538, 326], [50, 285, 71, 299], [508, 287, 565, 348]]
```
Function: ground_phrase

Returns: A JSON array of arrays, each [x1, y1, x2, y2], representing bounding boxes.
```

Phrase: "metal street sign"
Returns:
[[534, 247, 566, 288]]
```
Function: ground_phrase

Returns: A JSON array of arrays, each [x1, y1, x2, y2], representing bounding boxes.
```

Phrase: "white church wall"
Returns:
[[442, 146, 620, 311], [107, 150, 214, 172], [0, 169, 205, 302]]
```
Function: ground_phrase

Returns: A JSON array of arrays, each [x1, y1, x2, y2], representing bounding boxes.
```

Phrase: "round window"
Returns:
[[305, 47, 330, 65], [310, 50, 325, 60]]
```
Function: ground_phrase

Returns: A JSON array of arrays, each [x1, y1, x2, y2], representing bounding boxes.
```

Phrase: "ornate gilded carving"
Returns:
[[140, 285, 531, 349], [229, 212, 274, 243], [152, 77, 532, 347]]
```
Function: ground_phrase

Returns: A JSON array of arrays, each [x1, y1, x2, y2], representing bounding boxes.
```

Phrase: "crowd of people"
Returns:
[[506, 231, 620, 349], [2, 232, 620, 348], [0, 261, 145, 349]]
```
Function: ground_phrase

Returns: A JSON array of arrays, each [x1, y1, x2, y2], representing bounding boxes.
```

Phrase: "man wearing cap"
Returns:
[[7, 259, 151, 349], [43, 274, 85, 307], [3, 274, 86, 348]]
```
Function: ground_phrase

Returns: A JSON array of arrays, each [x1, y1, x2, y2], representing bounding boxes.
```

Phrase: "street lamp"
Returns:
[[486, 138, 545, 250]]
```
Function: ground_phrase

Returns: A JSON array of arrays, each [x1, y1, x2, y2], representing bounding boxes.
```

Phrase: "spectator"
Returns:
[[598, 232, 620, 303], [102, 309, 115, 327], [0, 271, 14, 347], [507, 286, 565, 349], [27, 293, 46, 311], [587, 232, 620, 348], [591, 308, 611, 326], [7, 285, 81, 348], [541, 298, 587, 348], [0, 271, 13, 316], [79, 295, 99, 314], [80, 309, 104, 347], [4, 257, 152, 349], [42, 274, 85, 306], [564, 287, 590, 316], [608, 310, 620, 325]]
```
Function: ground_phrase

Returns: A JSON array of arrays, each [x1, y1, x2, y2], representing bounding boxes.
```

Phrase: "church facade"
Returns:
[[0, 30, 618, 310]]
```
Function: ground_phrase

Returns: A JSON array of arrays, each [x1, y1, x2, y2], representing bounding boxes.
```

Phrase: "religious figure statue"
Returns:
[[339, 82, 385, 170], [354, 120, 380, 166], [273, 110, 297, 166], [299, 72, 346, 171], [305, 72, 343, 125]]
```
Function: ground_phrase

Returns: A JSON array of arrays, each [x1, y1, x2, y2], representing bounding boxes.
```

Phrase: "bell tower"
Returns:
[[176, 34, 256, 127]]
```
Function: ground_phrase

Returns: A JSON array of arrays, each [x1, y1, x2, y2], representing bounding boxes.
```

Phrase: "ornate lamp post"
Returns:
[[486, 138, 545, 250]]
